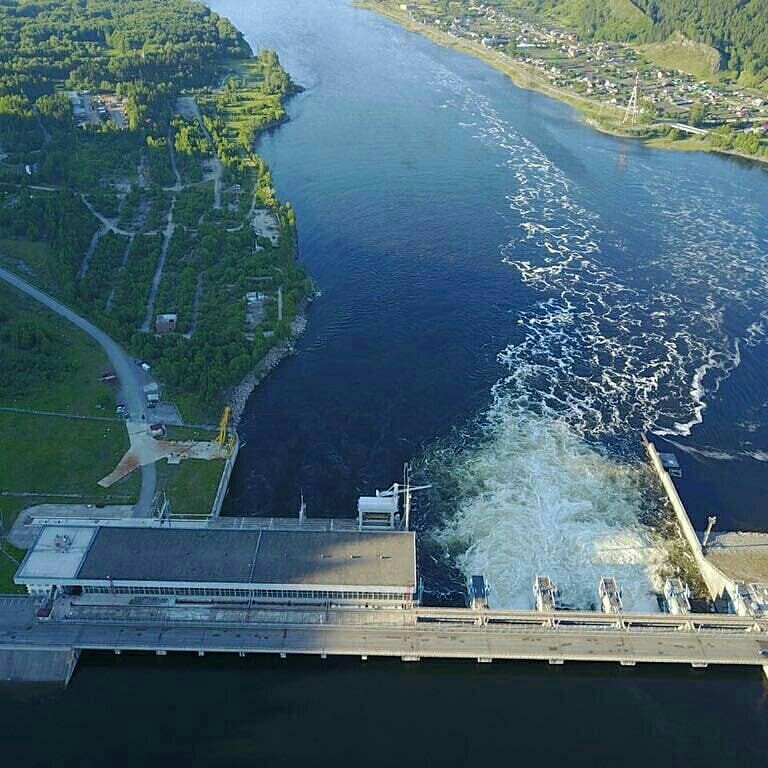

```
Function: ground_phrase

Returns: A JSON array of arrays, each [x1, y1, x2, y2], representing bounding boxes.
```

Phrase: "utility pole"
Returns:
[[702, 516, 717, 548]]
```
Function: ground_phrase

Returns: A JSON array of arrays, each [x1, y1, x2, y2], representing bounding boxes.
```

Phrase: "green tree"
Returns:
[[688, 102, 708, 127]]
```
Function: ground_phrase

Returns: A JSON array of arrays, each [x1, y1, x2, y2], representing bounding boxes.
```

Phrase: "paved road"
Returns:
[[0, 599, 766, 672], [0, 267, 156, 516]]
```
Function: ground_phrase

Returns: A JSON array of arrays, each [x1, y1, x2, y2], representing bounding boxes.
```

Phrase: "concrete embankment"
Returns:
[[644, 436, 736, 600], [210, 436, 240, 518], [0, 649, 78, 685]]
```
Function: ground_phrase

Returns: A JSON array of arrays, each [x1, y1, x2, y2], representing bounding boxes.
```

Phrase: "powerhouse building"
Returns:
[[15, 523, 419, 608]]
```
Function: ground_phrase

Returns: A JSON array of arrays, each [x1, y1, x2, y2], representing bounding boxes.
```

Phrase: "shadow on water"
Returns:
[[2, 652, 767, 768]]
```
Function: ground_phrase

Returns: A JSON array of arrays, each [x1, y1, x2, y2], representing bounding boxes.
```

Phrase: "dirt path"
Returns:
[[105, 234, 134, 312], [176, 96, 222, 209], [80, 195, 134, 236], [140, 197, 176, 332], [78, 226, 104, 279]]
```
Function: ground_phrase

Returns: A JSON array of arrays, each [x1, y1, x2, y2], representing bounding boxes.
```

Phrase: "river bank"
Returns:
[[228, 295, 312, 428], [356, 1, 768, 167]]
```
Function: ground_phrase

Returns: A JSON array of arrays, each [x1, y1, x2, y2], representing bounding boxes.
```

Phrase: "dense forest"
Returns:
[[518, 0, 768, 83], [0, 1, 309, 418], [0, 0, 250, 130]]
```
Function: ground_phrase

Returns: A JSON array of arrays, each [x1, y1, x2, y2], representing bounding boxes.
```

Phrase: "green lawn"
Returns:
[[0, 284, 117, 416], [0, 540, 25, 593], [156, 457, 225, 516], [171, 393, 220, 426], [0, 411, 139, 499], [640, 34, 722, 82], [0, 238, 54, 278]]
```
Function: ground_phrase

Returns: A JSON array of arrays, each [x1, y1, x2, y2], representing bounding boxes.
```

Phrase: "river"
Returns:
[[2, 1, 767, 763], [222, 0, 768, 610]]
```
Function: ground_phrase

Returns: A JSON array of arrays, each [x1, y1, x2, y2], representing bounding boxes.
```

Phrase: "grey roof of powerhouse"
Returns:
[[76, 527, 416, 588]]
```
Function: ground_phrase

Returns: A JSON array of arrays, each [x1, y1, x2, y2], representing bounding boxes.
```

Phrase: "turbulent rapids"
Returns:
[[421, 66, 768, 610]]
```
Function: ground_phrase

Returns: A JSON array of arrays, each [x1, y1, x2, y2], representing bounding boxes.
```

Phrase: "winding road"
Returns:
[[0, 266, 156, 516]]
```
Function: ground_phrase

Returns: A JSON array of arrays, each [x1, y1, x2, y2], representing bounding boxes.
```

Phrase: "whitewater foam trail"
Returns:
[[425, 401, 665, 611], [417, 60, 768, 610]]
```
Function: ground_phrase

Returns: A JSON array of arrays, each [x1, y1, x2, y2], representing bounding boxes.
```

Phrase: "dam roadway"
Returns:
[[1, 598, 766, 679]]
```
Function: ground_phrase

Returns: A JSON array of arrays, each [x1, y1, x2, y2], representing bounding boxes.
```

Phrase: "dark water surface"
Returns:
[[220, 0, 768, 609], [2, 654, 768, 768], [2, 1, 767, 763]]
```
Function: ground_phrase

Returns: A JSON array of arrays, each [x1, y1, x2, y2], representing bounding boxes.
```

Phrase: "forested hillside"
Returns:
[[0, 1, 309, 418], [0, 0, 250, 128], [515, 0, 768, 84]]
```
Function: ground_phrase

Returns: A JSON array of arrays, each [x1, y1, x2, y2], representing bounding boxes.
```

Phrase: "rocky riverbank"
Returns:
[[228, 295, 313, 428]]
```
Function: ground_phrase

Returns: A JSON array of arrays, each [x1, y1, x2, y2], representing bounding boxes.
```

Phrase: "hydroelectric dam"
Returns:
[[2, 451, 768, 686]]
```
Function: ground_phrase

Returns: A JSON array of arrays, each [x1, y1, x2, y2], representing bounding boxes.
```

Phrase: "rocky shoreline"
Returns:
[[228, 295, 313, 429]]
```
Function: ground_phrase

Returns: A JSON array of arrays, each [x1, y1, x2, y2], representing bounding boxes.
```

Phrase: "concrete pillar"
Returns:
[[65, 650, 81, 688]]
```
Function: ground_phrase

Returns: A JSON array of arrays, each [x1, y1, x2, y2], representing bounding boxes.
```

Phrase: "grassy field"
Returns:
[[640, 34, 722, 82], [0, 411, 140, 500], [644, 134, 709, 152], [0, 539, 25, 593], [219, 57, 286, 137], [171, 393, 221, 427], [156, 457, 225, 516], [0, 238, 54, 278], [0, 284, 117, 415]]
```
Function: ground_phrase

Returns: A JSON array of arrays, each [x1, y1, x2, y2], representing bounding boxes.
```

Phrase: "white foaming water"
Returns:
[[418, 60, 767, 609], [428, 398, 665, 611]]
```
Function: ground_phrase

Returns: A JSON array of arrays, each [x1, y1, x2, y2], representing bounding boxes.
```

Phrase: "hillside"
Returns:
[[0, 1, 310, 419], [503, 0, 768, 84]]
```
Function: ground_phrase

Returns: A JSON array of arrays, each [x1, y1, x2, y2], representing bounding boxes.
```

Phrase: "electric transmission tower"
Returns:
[[623, 71, 640, 125]]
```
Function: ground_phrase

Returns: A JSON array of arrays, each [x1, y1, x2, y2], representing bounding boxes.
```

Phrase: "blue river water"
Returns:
[[221, 0, 768, 611], [1, 2, 767, 764]]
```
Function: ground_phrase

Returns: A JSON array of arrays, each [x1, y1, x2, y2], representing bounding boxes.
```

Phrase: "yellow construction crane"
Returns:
[[215, 407, 237, 458], [216, 406, 231, 447]]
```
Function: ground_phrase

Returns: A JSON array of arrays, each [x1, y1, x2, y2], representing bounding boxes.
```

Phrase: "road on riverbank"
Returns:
[[0, 266, 156, 517]]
